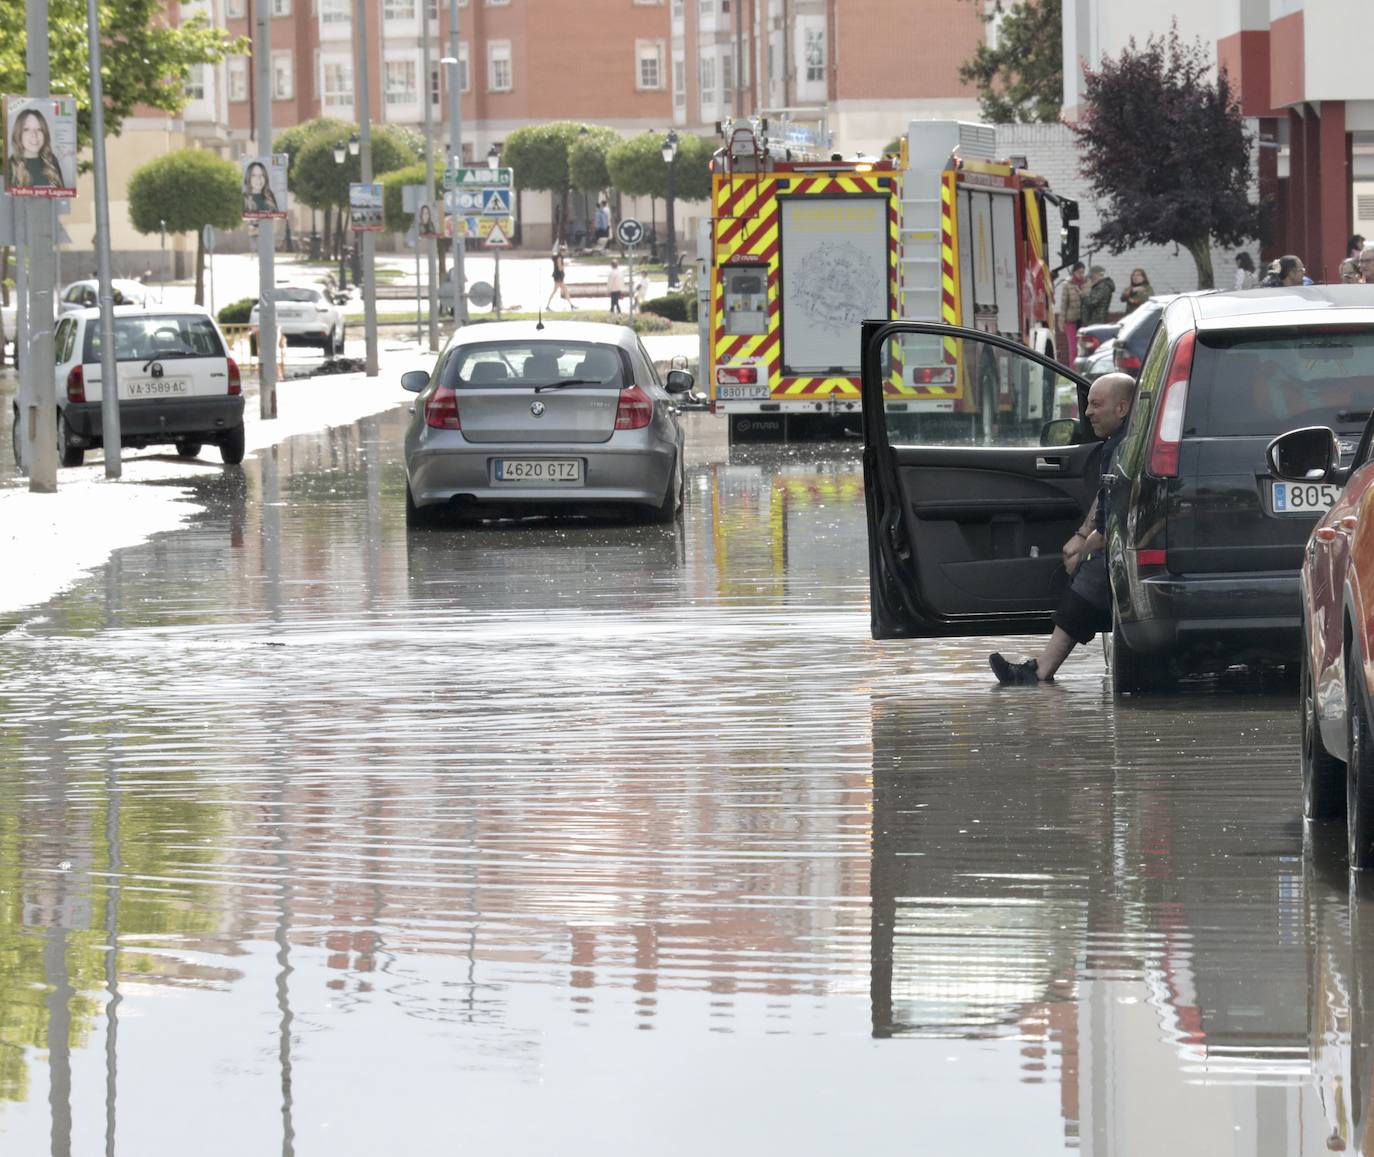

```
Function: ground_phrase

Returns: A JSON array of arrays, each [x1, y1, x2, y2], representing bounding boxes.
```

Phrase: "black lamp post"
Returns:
[[487, 144, 503, 318], [661, 129, 678, 288], [334, 133, 360, 289]]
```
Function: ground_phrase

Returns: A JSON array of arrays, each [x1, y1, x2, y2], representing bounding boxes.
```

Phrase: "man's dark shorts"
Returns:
[[1053, 554, 1112, 645]]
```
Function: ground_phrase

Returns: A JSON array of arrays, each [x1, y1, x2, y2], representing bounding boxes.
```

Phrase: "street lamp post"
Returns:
[[334, 135, 358, 291], [661, 130, 679, 289], [488, 144, 502, 320], [441, 28, 469, 325]]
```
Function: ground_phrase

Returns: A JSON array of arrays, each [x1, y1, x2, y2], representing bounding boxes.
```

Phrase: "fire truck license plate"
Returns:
[[717, 384, 771, 400]]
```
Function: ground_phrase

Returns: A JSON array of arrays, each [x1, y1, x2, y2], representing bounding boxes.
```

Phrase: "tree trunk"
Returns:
[[194, 233, 205, 307], [1185, 237, 1215, 290]]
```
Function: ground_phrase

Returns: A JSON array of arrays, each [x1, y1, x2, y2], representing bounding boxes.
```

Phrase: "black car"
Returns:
[[858, 287, 1374, 693], [1110, 295, 1176, 379]]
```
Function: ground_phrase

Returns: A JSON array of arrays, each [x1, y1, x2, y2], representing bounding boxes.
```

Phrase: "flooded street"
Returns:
[[0, 410, 1362, 1154]]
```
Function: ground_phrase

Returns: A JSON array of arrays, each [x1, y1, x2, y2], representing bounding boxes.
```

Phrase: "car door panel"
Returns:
[[862, 321, 1094, 639]]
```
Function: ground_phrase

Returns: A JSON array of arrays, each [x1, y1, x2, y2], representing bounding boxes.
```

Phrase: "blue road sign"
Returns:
[[481, 188, 512, 216]]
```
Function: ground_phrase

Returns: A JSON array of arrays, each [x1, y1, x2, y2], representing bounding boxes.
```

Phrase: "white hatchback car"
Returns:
[[16, 305, 246, 467], [58, 278, 150, 313], [250, 283, 345, 355]]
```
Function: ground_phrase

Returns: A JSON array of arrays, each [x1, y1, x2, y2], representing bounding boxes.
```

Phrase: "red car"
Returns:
[[1270, 419, 1374, 867]]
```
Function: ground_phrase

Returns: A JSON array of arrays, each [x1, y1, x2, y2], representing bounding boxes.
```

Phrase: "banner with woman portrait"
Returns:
[[4, 96, 77, 198], [242, 154, 288, 220]]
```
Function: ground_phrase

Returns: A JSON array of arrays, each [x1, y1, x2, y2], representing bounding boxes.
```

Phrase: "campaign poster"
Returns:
[[416, 201, 439, 239], [350, 182, 384, 232], [242, 154, 288, 220], [4, 96, 77, 198]]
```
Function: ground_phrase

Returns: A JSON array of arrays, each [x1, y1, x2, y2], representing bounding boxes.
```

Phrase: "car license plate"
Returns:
[[717, 383, 771, 400], [493, 458, 582, 484], [1271, 480, 1340, 514], [126, 378, 189, 397]]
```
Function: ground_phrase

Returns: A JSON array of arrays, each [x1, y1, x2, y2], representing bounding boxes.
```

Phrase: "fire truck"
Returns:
[[707, 120, 1079, 442]]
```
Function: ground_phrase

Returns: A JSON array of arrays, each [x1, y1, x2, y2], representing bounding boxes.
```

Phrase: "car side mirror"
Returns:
[[400, 370, 430, 393], [1267, 426, 1340, 482], [1040, 417, 1078, 447], [664, 369, 694, 395]]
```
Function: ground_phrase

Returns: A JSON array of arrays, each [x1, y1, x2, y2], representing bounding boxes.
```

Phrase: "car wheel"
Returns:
[[175, 439, 203, 459], [219, 423, 246, 466], [405, 480, 439, 527], [1107, 605, 1162, 694], [1348, 650, 1374, 869], [333, 325, 346, 357], [644, 454, 682, 524], [1302, 641, 1346, 820], [58, 410, 84, 468]]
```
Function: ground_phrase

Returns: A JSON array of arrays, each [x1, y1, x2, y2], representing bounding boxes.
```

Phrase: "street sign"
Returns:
[[617, 217, 644, 247], [484, 222, 511, 248], [481, 188, 512, 217], [202, 223, 216, 253], [443, 166, 513, 190], [468, 281, 495, 307], [401, 184, 426, 213]]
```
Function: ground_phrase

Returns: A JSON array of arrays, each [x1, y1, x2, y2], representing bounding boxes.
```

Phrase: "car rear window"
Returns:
[[273, 288, 321, 303], [85, 315, 225, 363], [1186, 329, 1374, 436], [443, 342, 628, 389]]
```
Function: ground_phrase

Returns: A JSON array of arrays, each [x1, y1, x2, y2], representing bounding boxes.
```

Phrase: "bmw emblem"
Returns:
[[530, 401, 546, 417]]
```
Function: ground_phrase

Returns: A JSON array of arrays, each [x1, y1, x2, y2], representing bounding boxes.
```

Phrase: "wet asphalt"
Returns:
[[0, 408, 1366, 1155]]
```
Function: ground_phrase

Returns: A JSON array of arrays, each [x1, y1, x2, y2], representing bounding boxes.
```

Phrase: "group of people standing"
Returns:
[[1058, 263, 1153, 365]]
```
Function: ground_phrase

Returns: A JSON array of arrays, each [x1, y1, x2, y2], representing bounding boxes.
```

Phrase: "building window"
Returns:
[[459, 43, 470, 91], [671, 0, 682, 15], [672, 55, 685, 109], [805, 26, 824, 83], [699, 55, 715, 104], [429, 61, 441, 106], [722, 49, 733, 95], [228, 56, 248, 101], [384, 0, 416, 19], [633, 0, 662, 5], [225, 0, 245, 16], [186, 63, 207, 102], [636, 41, 663, 91], [384, 58, 418, 105], [272, 51, 294, 99], [271, 0, 291, 15], [320, 0, 349, 22], [488, 41, 512, 92], [322, 59, 353, 106], [486, 0, 509, 6]]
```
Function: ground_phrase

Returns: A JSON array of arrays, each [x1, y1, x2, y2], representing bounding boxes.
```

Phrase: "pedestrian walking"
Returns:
[[1120, 268, 1151, 313], [606, 258, 624, 314], [594, 200, 610, 244], [546, 245, 576, 311], [1233, 252, 1257, 291], [1081, 265, 1115, 326], [1058, 262, 1085, 367]]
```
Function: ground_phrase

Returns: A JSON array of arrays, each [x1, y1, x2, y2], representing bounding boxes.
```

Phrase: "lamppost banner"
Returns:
[[350, 182, 384, 232], [4, 96, 77, 198], [241, 154, 288, 220]]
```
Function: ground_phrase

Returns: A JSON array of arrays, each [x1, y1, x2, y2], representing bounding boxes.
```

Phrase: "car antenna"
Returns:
[[536, 305, 544, 331]]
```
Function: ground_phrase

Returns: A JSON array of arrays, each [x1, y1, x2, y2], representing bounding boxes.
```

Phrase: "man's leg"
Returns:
[[990, 560, 1110, 684]]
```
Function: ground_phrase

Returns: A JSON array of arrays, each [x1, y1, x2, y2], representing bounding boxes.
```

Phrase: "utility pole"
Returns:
[[356, 0, 379, 377], [24, 0, 57, 491], [86, 0, 122, 478], [421, 6, 439, 350], [447, 0, 469, 325], [254, 0, 279, 418]]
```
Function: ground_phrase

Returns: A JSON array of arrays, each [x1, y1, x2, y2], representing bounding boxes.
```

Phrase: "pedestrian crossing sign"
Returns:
[[481, 188, 512, 216]]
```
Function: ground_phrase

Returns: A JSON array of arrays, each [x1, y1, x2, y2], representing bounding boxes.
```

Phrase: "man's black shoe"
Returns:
[[989, 653, 1039, 685]]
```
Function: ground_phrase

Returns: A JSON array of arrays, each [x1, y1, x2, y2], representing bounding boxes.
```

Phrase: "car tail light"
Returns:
[[1137, 549, 1167, 567], [1080, 335, 1101, 356], [1114, 346, 1142, 373], [1146, 331, 1195, 478], [227, 358, 242, 396], [716, 365, 757, 385], [66, 364, 85, 403], [615, 384, 653, 430], [912, 366, 956, 384], [424, 384, 462, 429]]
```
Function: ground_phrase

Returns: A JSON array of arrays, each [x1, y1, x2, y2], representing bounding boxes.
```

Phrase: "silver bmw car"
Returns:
[[402, 320, 693, 525]]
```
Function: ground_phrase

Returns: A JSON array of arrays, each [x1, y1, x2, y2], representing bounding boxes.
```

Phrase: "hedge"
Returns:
[[641, 293, 697, 323], [218, 297, 257, 325]]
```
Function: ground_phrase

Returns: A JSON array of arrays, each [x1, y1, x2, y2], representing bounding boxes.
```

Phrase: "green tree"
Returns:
[[126, 149, 241, 306], [273, 117, 350, 188], [502, 122, 598, 243], [957, 0, 1062, 124], [568, 126, 620, 194], [1073, 27, 1260, 288], [292, 125, 421, 254], [380, 163, 442, 234], [1, 0, 245, 156], [608, 133, 714, 202]]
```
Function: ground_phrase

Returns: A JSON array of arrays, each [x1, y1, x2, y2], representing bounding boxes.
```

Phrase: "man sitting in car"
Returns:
[[989, 372, 1137, 685]]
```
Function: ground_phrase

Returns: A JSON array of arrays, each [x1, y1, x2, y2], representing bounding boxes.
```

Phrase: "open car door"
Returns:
[[861, 321, 1096, 638]]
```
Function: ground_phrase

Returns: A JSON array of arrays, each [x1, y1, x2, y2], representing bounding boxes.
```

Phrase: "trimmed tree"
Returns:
[[502, 122, 599, 244], [380, 163, 442, 234], [957, 0, 1062, 125], [292, 125, 422, 255], [608, 132, 714, 206], [1073, 27, 1260, 289], [126, 148, 241, 306]]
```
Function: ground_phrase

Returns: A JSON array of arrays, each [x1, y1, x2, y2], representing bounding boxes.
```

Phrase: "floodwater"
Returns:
[[0, 411, 1365, 1155]]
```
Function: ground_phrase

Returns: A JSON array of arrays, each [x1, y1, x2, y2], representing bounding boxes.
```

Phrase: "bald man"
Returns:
[[990, 372, 1137, 684]]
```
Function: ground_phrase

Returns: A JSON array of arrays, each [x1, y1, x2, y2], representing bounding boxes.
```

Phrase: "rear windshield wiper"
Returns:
[[532, 377, 612, 393], [1338, 410, 1372, 423]]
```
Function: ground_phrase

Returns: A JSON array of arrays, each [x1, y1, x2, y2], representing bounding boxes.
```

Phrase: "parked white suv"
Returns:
[[250, 283, 345, 355], [14, 305, 246, 467]]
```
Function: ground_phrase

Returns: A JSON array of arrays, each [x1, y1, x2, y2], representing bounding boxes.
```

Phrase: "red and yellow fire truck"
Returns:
[[707, 120, 1079, 442]]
